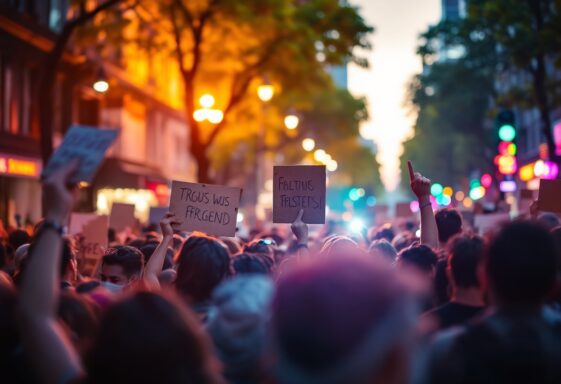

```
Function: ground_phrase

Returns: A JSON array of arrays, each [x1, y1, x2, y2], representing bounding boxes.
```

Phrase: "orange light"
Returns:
[[519, 163, 534, 182], [7, 158, 39, 177], [497, 155, 517, 175]]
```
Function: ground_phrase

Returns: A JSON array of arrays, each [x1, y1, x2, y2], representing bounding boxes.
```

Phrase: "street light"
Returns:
[[193, 94, 223, 124], [314, 149, 327, 162], [302, 138, 315, 151], [284, 114, 299, 130], [257, 83, 274, 102], [327, 160, 338, 172], [93, 68, 109, 93]]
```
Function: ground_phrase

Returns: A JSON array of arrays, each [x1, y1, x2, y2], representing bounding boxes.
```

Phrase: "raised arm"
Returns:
[[18, 161, 84, 384], [291, 209, 310, 258], [408, 161, 439, 249], [143, 212, 181, 289]]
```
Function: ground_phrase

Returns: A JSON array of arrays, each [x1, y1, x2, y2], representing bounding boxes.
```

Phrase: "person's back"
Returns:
[[423, 221, 561, 384]]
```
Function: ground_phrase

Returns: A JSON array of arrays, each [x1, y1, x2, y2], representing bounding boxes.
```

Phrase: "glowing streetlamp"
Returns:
[[257, 83, 274, 102], [327, 160, 338, 172], [284, 114, 299, 130], [314, 149, 327, 162], [93, 68, 109, 93], [193, 94, 223, 124], [302, 138, 315, 152]]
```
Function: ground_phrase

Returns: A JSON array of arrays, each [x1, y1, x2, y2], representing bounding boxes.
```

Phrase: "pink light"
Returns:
[[554, 121, 561, 156], [543, 161, 559, 180], [481, 173, 493, 188], [410, 201, 419, 213]]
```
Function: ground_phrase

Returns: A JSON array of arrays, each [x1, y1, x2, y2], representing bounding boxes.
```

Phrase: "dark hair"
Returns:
[[175, 235, 231, 303], [368, 239, 398, 262], [447, 234, 483, 288], [398, 244, 438, 273], [86, 291, 220, 383], [58, 292, 100, 355], [140, 243, 173, 270], [60, 238, 76, 276], [8, 229, 30, 251], [435, 208, 463, 244], [102, 246, 144, 278], [244, 239, 275, 258], [392, 231, 418, 252], [368, 224, 395, 243], [126, 238, 146, 249], [232, 253, 274, 275], [172, 234, 185, 252], [108, 228, 116, 243], [486, 221, 558, 306], [0, 243, 6, 269]]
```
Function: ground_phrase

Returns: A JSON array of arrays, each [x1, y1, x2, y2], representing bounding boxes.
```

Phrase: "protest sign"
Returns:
[[396, 202, 413, 218], [474, 213, 510, 235], [273, 165, 326, 224], [109, 203, 136, 231], [42, 125, 118, 183], [148, 206, 168, 225], [169, 181, 241, 237], [538, 179, 561, 213], [69, 213, 108, 276]]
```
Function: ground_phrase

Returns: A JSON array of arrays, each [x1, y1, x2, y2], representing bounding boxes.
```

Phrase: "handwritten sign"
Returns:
[[42, 126, 118, 183], [538, 179, 561, 213], [69, 213, 108, 276], [169, 181, 241, 237], [474, 213, 510, 235], [109, 203, 136, 231], [148, 206, 168, 225], [273, 165, 326, 224]]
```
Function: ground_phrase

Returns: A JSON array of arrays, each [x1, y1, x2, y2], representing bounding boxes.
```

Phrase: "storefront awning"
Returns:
[[94, 158, 168, 189]]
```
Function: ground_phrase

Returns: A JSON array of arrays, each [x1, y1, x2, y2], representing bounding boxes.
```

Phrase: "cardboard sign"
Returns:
[[169, 181, 241, 237], [109, 203, 136, 231], [396, 202, 412, 218], [42, 126, 118, 183], [69, 213, 108, 276], [474, 213, 511, 235], [273, 165, 326, 224], [538, 179, 561, 213], [148, 206, 168, 225]]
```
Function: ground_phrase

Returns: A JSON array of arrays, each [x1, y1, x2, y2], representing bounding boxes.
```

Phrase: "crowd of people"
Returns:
[[1, 160, 561, 384]]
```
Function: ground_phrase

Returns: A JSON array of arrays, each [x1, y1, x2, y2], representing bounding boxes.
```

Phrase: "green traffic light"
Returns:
[[498, 124, 516, 141]]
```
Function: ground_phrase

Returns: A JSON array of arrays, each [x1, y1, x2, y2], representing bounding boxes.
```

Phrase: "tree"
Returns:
[[413, 0, 561, 172], [38, 0, 134, 164], [125, 0, 373, 183]]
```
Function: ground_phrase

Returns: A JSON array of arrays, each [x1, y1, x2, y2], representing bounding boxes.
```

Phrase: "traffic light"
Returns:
[[495, 109, 517, 177]]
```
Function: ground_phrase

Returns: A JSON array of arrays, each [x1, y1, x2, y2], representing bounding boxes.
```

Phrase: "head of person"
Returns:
[[100, 246, 144, 290], [485, 220, 558, 309], [140, 243, 173, 270], [391, 231, 418, 253], [220, 237, 242, 256], [244, 238, 276, 259], [435, 208, 463, 245], [320, 235, 360, 257], [86, 291, 221, 384], [207, 275, 274, 383], [538, 213, 561, 231], [175, 234, 232, 305], [58, 292, 100, 356], [446, 234, 484, 291], [368, 224, 395, 243], [232, 252, 274, 275], [0, 242, 6, 270], [397, 244, 438, 279], [272, 253, 416, 384], [368, 239, 398, 263], [8, 229, 30, 251]]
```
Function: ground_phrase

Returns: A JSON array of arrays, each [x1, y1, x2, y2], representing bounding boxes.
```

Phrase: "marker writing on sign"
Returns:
[[184, 205, 231, 225], [280, 195, 323, 209], [278, 177, 314, 192], [179, 188, 231, 207]]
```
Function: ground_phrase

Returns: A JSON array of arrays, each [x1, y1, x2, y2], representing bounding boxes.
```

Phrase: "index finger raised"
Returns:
[[407, 160, 415, 182]]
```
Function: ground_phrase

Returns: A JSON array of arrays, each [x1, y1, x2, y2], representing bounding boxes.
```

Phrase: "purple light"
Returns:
[[499, 180, 517, 192], [543, 161, 559, 180]]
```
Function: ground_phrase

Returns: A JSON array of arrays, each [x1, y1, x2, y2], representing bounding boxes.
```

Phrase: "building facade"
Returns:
[[0, 0, 194, 228]]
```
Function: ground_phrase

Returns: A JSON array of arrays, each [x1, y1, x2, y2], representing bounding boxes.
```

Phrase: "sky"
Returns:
[[348, 0, 441, 193]]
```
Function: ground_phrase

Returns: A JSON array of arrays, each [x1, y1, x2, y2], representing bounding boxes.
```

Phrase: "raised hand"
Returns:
[[408, 160, 431, 201], [160, 212, 182, 238], [42, 159, 80, 223], [291, 209, 308, 245]]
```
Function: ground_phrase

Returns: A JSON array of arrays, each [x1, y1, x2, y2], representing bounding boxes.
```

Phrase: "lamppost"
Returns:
[[254, 81, 275, 225]]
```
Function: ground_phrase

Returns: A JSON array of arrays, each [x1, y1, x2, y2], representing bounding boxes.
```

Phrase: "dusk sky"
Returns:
[[349, 0, 441, 192]]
